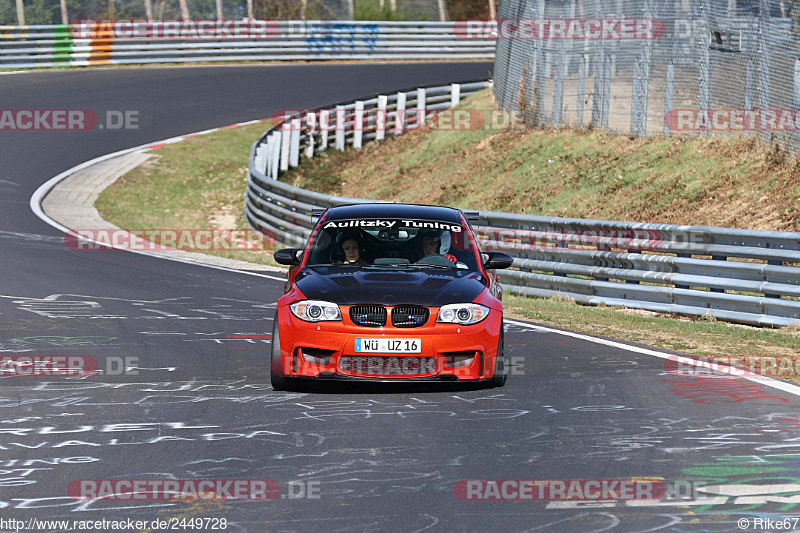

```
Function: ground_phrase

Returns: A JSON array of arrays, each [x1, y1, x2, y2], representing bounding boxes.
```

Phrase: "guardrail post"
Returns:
[[305, 112, 316, 158], [280, 127, 290, 172], [395, 92, 406, 134], [269, 135, 279, 177], [450, 83, 460, 107], [376, 95, 387, 141], [335, 105, 345, 151], [271, 132, 282, 178], [265, 132, 278, 178], [254, 145, 265, 174], [320, 110, 330, 150], [289, 118, 301, 168], [416, 88, 426, 127], [354, 100, 364, 150], [264, 138, 273, 177], [261, 142, 272, 176], [664, 63, 674, 135]]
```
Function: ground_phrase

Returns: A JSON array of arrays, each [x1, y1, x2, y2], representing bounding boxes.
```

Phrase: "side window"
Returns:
[[306, 226, 333, 264]]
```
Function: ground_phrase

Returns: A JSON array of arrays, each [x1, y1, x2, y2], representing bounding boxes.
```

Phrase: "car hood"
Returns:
[[294, 266, 487, 306]]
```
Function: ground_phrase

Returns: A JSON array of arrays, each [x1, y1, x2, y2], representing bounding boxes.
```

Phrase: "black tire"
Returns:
[[490, 323, 507, 388], [270, 312, 286, 391]]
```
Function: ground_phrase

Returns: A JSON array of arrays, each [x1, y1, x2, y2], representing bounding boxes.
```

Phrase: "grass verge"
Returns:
[[95, 121, 279, 267]]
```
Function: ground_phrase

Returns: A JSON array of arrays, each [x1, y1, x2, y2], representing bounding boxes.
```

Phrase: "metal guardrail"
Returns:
[[245, 78, 800, 328], [0, 21, 495, 68]]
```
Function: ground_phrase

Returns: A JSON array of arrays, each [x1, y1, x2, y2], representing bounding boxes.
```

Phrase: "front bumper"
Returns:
[[275, 305, 502, 381]]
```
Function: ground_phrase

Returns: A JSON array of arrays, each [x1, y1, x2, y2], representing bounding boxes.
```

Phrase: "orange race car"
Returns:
[[271, 203, 514, 391]]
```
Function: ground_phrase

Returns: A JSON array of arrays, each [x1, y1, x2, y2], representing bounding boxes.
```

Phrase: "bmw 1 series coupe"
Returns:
[[271, 203, 514, 390]]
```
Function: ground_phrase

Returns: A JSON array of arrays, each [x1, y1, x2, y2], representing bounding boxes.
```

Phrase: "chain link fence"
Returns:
[[494, 0, 800, 151]]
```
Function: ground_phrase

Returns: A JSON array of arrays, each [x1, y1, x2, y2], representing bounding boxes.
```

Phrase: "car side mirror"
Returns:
[[483, 252, 514, 270], [274, 248, 303, 266]]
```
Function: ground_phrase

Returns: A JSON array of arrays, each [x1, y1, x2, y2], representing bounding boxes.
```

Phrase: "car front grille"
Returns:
[[338, 356, 438, 375], [349, 305, 387, 327], [391, 306, 430, 328]]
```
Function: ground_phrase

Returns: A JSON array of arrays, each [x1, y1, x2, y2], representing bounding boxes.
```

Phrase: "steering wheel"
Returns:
[[415, 254, 455, 267]]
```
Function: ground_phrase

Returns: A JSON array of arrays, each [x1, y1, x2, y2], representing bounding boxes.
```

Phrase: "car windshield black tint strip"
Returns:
[[305, 219, 479, 270]]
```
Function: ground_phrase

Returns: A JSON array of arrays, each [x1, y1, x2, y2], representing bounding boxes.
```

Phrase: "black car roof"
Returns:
[[324, 203, 463, 223]]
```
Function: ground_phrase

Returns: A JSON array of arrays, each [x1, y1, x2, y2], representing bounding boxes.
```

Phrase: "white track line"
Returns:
[[29, 124, 285, 283], [506, 318, 800, 398]]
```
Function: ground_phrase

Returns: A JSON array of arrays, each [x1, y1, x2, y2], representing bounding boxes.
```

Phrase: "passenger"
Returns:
[[340, 233, 368, 265]]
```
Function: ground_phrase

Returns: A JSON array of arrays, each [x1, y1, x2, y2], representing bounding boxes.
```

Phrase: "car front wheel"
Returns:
[[490, 322, 507, 387], [270, 312, 286, 390]]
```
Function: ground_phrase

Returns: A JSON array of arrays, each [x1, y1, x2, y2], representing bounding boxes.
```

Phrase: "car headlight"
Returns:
[[290, 300, 342, 322], [437, 303, 490, 325]]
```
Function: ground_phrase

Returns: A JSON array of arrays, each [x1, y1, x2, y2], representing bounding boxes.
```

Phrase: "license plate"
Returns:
[[354, 338, 421, 353], [339, 356, 437, 375]]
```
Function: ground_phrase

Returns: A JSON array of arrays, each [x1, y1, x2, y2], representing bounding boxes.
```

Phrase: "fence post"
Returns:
[[631, 59, 644, 136], [353, 100, 364, 149], [335, 105, 345, 151], [395, 92, 406, 134], [552, 41, 565, 125], [305, 112, 316, 158], [757, 0, 771, 142], [535, 45, 546, 125], [416, 88, 426, 127], [744, 59, 753, 133], [289, 119, 301, 168], [320, 110, 330, 150], [664, 62, 674, 135], [376, 95, 387, 141], [630, 48, 652, 136], [792, 59, 800, 150], [699, 37, 711, 136], [576, 40, 588, 126], [591, 44, 605, 127], [450, 83, 460, 107], [601, 54, 611, 129]]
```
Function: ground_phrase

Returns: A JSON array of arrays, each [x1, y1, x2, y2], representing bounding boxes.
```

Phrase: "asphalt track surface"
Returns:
[[1, 63, 800, 532]]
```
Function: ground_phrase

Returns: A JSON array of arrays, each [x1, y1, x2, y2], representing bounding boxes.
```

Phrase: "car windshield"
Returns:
[[304, 218, 480, 271]]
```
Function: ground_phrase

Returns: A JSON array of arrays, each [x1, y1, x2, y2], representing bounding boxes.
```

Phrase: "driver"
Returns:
[[420, 230, 457, 264]]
